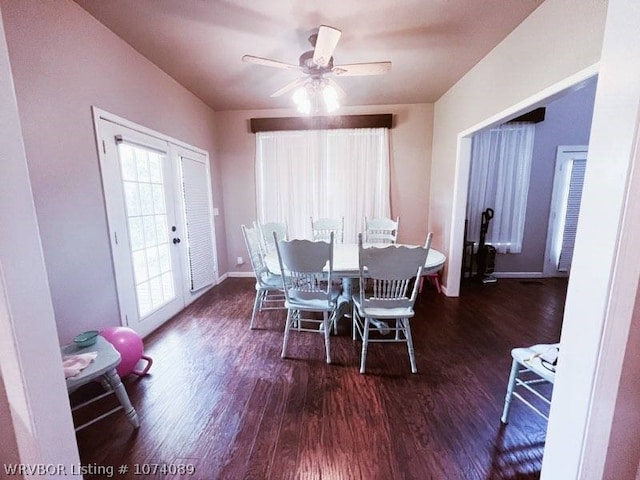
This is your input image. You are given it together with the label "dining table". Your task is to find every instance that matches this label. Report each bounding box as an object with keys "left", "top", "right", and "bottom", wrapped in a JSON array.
[{"left": 264, "top": 242, "right": 446, "bottom": 321}]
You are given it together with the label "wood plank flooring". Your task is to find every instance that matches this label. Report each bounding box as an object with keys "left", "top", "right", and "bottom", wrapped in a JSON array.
[{"left": 73, "top": 277, "right": 567, "bottom": 479}]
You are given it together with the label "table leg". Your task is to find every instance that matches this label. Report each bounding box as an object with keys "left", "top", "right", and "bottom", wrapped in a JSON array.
[
  {"left": 342, "top": 277, "right": 353, "bottom": 300},
  {"left": 104, "top": 368, "right": 140, "bottom": 429}
]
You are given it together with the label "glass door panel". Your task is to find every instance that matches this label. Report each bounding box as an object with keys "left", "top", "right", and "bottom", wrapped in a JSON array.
[{"left": 117, "top": 142, "right": 176, "bottom": 318}]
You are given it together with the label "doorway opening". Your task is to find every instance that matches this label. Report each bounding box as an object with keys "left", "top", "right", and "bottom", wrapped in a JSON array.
[{"left": 452, "top": 71, "right": 598, "bottom": 294}]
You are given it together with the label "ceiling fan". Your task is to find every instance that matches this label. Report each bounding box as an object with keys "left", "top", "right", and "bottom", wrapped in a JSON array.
[{"left": 242, "top": 25, "right": 391, "bottom": 113}]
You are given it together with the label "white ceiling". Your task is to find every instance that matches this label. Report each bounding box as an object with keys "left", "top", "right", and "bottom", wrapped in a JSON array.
[{"left": 73, "top": 0, "right": 544, "bottom": 111}]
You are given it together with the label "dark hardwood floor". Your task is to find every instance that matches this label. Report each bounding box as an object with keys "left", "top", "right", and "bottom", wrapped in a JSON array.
[{"left": 72, "top": 276, "right": 567, "bottom": 480}]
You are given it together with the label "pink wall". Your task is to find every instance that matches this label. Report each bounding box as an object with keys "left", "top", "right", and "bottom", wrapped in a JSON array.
[
  {"left": 0, "top": 0, "right": 226, "bottom": 343},
  {"left": 216, "top": 104, "right": 433, "bottom": 274}
]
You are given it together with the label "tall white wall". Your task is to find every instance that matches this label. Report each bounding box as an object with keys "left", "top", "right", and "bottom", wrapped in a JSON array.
[
  {"left": 543, "top": 0, "right": 640, "bottom": 476},
  {"left": 0, "top": 5, "right": 80, "bottom": 472},
  {"left": 431, "top": 0, "right": 640, "bottom": 477},
  {"left": 430, "top": 0, "right": 607, "bottom": 295}
]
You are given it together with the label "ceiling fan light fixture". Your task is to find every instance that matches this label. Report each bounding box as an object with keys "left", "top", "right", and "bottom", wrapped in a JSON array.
[
  {"left": 292, "top": 79, "right": 339, "bottom": 115},
  {"left": 322, "top": 83, "right": 339, "bottom": 113},
  {"left": 293, "top": 86, "right": 311, "bottom": 114}
]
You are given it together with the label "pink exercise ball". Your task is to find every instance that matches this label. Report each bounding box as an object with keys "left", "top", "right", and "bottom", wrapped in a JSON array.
[{"left": 100, "top": 326, "right": 144, "bottom": 377}]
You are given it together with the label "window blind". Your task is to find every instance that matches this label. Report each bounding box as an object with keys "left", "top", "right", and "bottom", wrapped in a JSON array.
[
  {"left": 557, "top": 159, "right": 587, "bottom": 271},
  {"left": 180, "top": 155, "right": 216, "bottom": 291}
]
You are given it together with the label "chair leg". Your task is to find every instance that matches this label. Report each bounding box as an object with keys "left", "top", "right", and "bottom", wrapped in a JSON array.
[
  {"left": 403, "top": 318, "right": 417, "bottom": 374},
  {"left": 352, "top": 305, "right": 357, "bottom": 341},
  {"left": 281, "top": 310, "right": 293, "bottom": 359},
  {"left": 430, "top": 273, "right": 442, "bottom": 294},
  {"left": 501, "top": 358, "right": 520, "bottom": 424},
  {"left": 249, "top": 290, "right": 262, "bottom": 330},
  {"left": 323, "top": 312, "right": 332, "bottom": 364},
  {"left": 360, "top": 318, "right": 371, "bottom": 374}
]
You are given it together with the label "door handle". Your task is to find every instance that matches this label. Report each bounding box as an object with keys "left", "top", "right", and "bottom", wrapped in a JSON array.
[{"left": 173, "top": 238, "right": 181, "bottom": 244}]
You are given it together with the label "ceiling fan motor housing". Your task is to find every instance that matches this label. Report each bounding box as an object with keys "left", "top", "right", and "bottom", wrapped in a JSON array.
[{"left": 299, "top": 50, "right": 333, "bottom": 76}]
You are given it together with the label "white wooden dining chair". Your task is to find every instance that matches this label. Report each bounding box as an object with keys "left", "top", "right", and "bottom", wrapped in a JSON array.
[
  {"left": 241, "top": 224, "right": 286, "bottom": 329},
  {"left": 274, "top": 232, "right": 340, "bottom": 364},
  {"left": 258, "top": 220, "right": 288, "bottom": 255},
  {"left": 311, "top": 216, "right": 344, "bottom": 243},
  {"left": 364, "top": 216, "right": 399, "bottom": 244},
  {"left": 352, "top": 233, "right": 428, "bottom": 374},
  {"left": 501, "top": 343, "right": 558, "bottom": 424},
  {"left": 417, "top": 232, "right": 440, "bottom": 293}
]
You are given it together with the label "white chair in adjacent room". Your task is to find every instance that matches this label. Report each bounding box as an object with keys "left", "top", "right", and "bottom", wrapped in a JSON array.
[
  {"left": 352, "top": 233, "right": 428, "bottom": 374},
  {"left": 311, "top": 216, "right": 344, "bottom": 243},
  {"left": 241, "top": 224, "right": 286, "bottom": 329},
  {"left": 274, "top": 232, "right": 340, "bottom": 364},
  {"left": 364, "top": 216, "right": 400, "bottom": 244},
  {"left": 258, "top": 220, "right": 288, "bottom": 255},
  {"left": 500, "top": 343, "right": 559, "bottom": 424}
]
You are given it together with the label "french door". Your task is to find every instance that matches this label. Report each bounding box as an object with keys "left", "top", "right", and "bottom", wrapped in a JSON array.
[{"left": 96, "top": 112, "right": 217, "bottom": 336}]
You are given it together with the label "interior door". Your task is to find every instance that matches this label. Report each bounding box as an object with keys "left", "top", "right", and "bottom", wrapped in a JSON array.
[
  {"left": 543, "top": 145, "right": 588, "bottom": 277},
  {"left": 98, "top": 121, "right": 186, "bottom": 335}
]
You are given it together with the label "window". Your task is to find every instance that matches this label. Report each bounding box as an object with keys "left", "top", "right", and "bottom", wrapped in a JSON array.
[
  {"left": 256, "top": 128, "right": 390, "bottom": 242},
  {"left": 466, "top": 122, "right": 536, "bottom": 254},
  {"left": 117, "top": 141, "right": 175, "bottom": 318}
]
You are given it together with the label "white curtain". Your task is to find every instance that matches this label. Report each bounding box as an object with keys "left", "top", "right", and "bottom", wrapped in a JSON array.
[
  {"left": 256, "top": 128, "right": 390, "bottom": 243},
  {"left": 466, "top": 122, "right": 535, "bottom": 254}
]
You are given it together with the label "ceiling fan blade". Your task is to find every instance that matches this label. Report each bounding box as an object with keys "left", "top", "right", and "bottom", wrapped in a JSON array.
[
  {"left": 325, "top": 78, "right": 346, "bottom": 99},
  {"left": 270, "top": 78, "right": 308, "bottom": 97},
  {"left": 242, "top": 55, "right": 301, "bottom": 71},
  {"left": 332, "top": 61, "right": 392, "bottom": 76},
  {"left": 312, "top": 25, "right": 342, "bottom": 67}
]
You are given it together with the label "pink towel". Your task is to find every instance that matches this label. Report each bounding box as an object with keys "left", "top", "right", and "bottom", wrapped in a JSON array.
[{"left": 63, "top": 352, "right": 98, "bottom": 378}]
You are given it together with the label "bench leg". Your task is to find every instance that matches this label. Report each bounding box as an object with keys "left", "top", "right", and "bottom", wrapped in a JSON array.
[{"left": 104, "top": 368, "right": 140, "bottom": 429}]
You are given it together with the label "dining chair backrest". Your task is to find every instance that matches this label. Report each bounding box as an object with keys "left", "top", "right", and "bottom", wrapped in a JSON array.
[
  {"left": 259, "top": 221, "right": 288, "bottom": 255},
  {"left": 311, "top": 217, "right": 344, "bottom": 243},
  {"left": 357, "top": 233, "right": 427, "bottom": 310},
  {"left": 424, "top": 231, "right": 434, "bottom": 252},
  {"left": 364, "top": 216, "right": 399, "bottom": 244},
  {"left": 241, "top": 224, "right": 271, "bottom": 286},
  {"left": 275, "top": 233, "right": 334, "bottom": 303}
]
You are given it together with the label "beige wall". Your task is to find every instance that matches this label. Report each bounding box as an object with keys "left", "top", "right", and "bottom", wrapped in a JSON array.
[
  {"left": 0, "top": 0, "right": 226, "bottom": 343},
  {"left": 430, "top": 0, "right": 607, "bottom": 293},
  {"left": 217, "top": 104, "right": 433, "bottom": 274}
]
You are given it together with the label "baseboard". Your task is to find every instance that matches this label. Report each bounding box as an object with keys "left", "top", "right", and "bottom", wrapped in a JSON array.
[
  {"left": 227, "top": 271, "right": 255, "bottom": 278},
  {"left": 492, "top": 272, "right": 543, "bottom": 279},
  {"left": 217, "top": 272, "right": 229, "bottom": 282}
]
